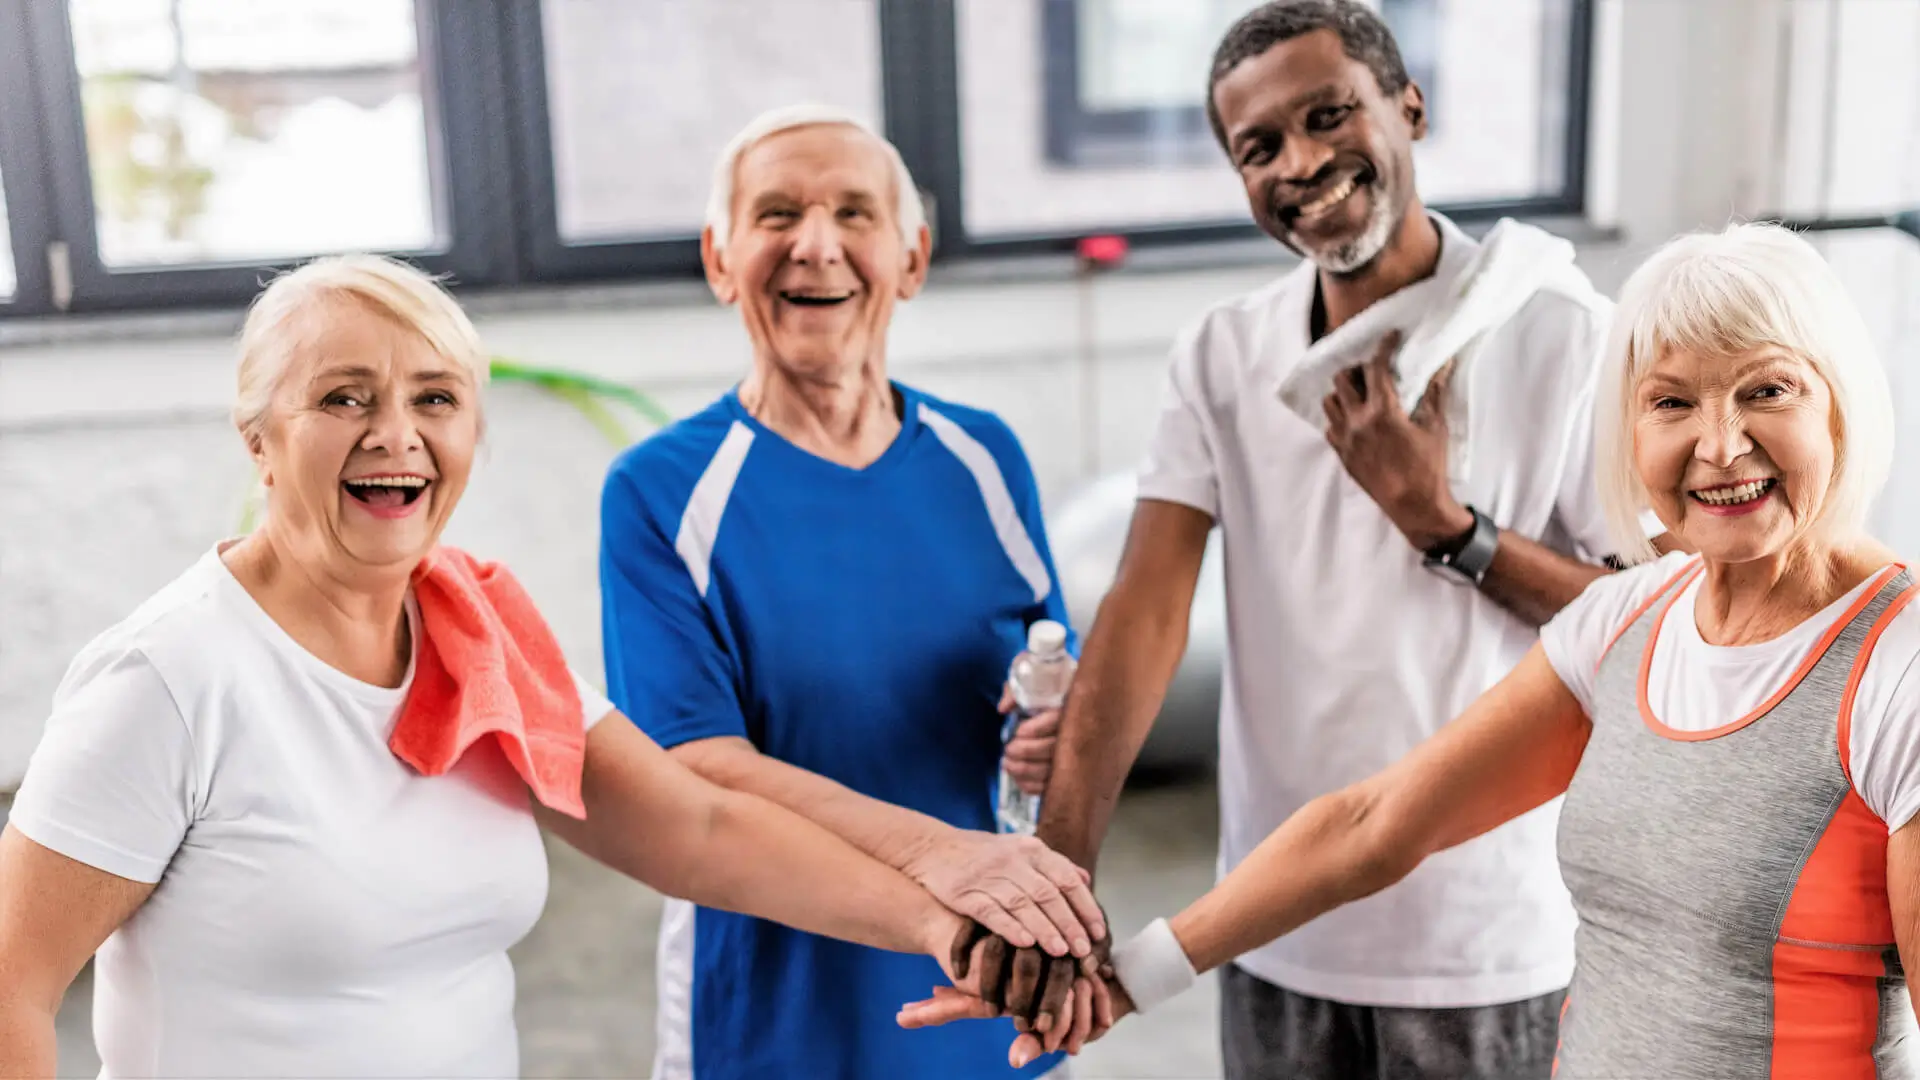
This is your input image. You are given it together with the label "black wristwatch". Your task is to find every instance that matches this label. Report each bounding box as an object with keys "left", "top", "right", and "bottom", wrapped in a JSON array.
[{"left": 1422, "top": 505, "right": 1499, "bottom": 587}]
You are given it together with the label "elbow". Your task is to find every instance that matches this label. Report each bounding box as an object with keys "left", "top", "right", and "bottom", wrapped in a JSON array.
[
  {"left": 1325, "top": 786, "right": 1426, "bottom": 902},
  {"left": 665, "top": 789, "right": 743, "bottom": 908}
]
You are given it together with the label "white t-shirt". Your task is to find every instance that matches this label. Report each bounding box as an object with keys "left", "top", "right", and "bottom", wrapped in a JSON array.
[
  {"left": 8, "top": 546, "right": 612, "bottom": 1079},
  {"left": 1542, "top": 551, "right": 1920, "bottom": 831},
  {"left": 1140, "top": 212, "right": 1630, "bottom": 1008}
]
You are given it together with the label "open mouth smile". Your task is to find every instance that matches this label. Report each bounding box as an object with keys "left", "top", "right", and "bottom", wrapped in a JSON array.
[
  {"left": 1689, "top": 478, "right": 1776, "bottom": 512},
  {"left": 778, "top": 290, "right": 855, "bottom": 308},
  {"left": 1281, "top": 167, "right": 1375, "bottom": 226},
  {"left": 342, "top": 474, "right": 431, "bottom": 516}
]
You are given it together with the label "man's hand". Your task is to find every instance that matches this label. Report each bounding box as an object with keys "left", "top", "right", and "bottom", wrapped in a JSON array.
[
  {"left": 999, "top": 684, "right": 1059, "bottom": 797},
  {"left": 900, "top": 930, "right": 1132, "bottom": 1067},
  {"left": 1323, "top": 331, "right": 1472, "bottom": 552},
  {"left": 898, "top": 829, "right": 1108, "bottom": 959}
]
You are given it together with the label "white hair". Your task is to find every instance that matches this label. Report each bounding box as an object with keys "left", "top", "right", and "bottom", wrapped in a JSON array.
[
  {"left": 1594, "top": 221, "right": 1894, "bottom": 564},
  {"left": 703, "top": 102, "right": 926, "bottom": 254},
  {"left": 233, "top": 253, "right": 488, "bottom": 442}
]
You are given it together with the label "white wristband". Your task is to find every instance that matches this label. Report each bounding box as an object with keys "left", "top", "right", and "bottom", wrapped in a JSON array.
[{"left": 1110, "top": 917, "right": 1198, "bottom": 1014}]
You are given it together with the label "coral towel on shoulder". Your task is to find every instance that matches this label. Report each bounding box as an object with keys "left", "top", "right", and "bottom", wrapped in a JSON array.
[{"left": 391, "top": 546, "right": 588, "bottom": 818}]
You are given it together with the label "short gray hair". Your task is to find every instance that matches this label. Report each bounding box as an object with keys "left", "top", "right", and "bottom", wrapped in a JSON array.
[
  {"left": 703, "top": 102, "right": 926, "bottom": 254},
  {"left": 233, "top": 253, "right": 488, "bottom": 442},
  {"left": 1594, "top": 222, "right": 1894, "bottom": 564}
]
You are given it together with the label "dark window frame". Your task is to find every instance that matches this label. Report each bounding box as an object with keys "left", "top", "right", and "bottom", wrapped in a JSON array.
[
  {"left": 0, "top": 0, "right": 1592, "bottom": 317},
  {"left": 0, "top": 0, "right": 57, "bottom": 315},
  {"left": 980, "top": 0, "right": 1589, "bottom": 254},
  {"left": 15, "top": 0, "right": 519, "bottom": 314}
]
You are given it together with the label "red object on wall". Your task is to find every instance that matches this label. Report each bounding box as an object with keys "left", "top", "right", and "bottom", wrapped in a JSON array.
[{"left": 1076, "top": 234, "right": 1129, "bottom": 268}]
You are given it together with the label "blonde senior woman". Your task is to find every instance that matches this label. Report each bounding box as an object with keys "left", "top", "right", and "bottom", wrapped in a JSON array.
[
  {"left": 0, "top": 254, "right": 1034, "bottom": 1078},
  {"left": 910, "top": 222, "right": 1920, "bottom": 1078}
]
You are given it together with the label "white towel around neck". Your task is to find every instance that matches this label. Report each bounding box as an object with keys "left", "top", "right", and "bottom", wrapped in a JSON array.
[{"left": 1276, "top": 217, "right": 1588, "bottom": 487}]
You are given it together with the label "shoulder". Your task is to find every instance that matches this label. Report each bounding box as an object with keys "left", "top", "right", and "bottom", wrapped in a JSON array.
[
  {"left": 1502, "top": 260, "right": 1613, "bottom": 369},
  {"left": 1177, "top": 267, "right": 1307, "bottom": 362},
  {"left": 603, "top": 397, "right": 746, "bottom": 526},
  {"left": 54, "top": 553, "right": 233, "bottom": 719},
  {"left": 1855, "top": 581, "right": 1920, "bottom": 683},
  {"left": 1544, "top": 552, "right": 1696, "bottom": 662},
  {"left": 1580, "top": 551, "right": 1697, "bottom": 622},
  {"left": 909, "top": 386, "right": 1023, "bottom": 458}
]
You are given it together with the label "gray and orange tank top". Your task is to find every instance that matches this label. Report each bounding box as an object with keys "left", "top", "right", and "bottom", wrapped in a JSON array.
[{"left": 1554, "top": 559, "right": 1920, "bottom": 1079}]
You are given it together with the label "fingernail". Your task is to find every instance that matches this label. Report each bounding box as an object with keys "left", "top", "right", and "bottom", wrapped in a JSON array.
[
  {"left": 1073, "top": 937, "right": 1091, "bottom": 956},
  {"left": 1013, "top": 1048, "right": 1034, "bottom": 1068}
]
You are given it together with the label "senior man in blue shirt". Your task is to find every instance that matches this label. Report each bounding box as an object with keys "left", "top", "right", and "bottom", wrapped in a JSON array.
[{"left": 598, "top": 103, "right": 1105, "bottom": 1080}]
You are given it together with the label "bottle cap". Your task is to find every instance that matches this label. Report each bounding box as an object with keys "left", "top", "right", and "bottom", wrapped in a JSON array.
[{"left": 1028, "top": 620, "right": 1067, "bottom": 655}]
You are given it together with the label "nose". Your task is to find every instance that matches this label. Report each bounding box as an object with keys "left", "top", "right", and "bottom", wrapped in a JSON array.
[
  {"left": 360, "top": 395, "right": 423, "bottom": 456},
  {"left": 1278, "top": 134, "right": 1336, "bottom": 188},
  {"left": 1693, "top": 409, "right": 1754, "bottom": 469},
  {"left": 789, "top": 206, "right": 845, "bottom": 266}
]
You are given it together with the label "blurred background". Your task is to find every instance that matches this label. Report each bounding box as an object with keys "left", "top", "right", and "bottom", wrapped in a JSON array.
[{"left": 0, "top": 1, "right": 1917, "bottom": 1076}]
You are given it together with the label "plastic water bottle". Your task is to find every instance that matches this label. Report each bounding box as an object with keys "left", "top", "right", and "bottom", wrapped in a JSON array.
[{"left": 997, "top": 619, "right": 1076, "bottom": 835}]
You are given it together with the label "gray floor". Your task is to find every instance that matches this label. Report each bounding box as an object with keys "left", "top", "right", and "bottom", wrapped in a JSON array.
[{"left": 54, "top": 773, "right": 1225, "bottom": 1079}]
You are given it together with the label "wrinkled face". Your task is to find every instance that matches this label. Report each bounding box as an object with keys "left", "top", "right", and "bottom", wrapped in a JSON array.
[
  {"left": 1211, "top": 30, "right": 1424, "bottom": 275},
  {"left": 250, "top": 297, "right": 479, "bottom": 575},
  {"left": 702, "top": 123, "right": 930, "bottom": 379},
  {"left": 1634, "top": 346, "right": 1838, "bottom": 564}
]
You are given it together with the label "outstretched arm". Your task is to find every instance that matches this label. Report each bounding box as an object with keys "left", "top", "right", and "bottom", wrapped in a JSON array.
[
  {"left": 670, "top": 734, "right": 1105, "bottom": 960},
  {"left": 1162, "top": 646, "right": 1587, "bottom": 974},
  {"left": 902, "top": 645, "right": 1589, "bottom": 1058},
  {"left": 540, "top": 714, "right": 970, "bottom": 967}
]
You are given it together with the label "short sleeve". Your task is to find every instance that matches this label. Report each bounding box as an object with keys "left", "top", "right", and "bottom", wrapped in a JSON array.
[
  {"left": 598, "top": 466, "right": 749, "bottom": 750},
  {"left": 1136, "top": 327, "right": 1221, "bottom": 520},
  {"left": 1843, "top": 604, "right": 1920, "bottom": 831},
  {"left": 573, "top": 669, "right": 615, "bottom": 732},
  {"left": 1539, "top": 553, "right": 1694, "bottom": 715},
  {"left": 8, "top": 650, "right": 195, "bottom": 884}
]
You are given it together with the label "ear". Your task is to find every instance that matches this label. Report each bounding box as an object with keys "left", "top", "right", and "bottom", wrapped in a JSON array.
[
  {"left": 243, "top": 426, "right": 274, "bottom": 487},
  {"left": 896, "top": 223, "right": 933, "bottom": 301},
  {"left": 1402, "top": 82, "right": 1429, "bottom": 141},
  {"left": 700, "top": 226, "right": 738, "bottom": 306}
]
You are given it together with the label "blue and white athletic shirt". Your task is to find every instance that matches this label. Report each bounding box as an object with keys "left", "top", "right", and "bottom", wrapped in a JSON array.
[{"left": 599, "top": 382, "right": 1072, "bottom": 1080}]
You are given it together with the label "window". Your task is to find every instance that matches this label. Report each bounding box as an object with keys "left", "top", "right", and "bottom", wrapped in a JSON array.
[
  {"left": 956, "top": 0, "right": 1583, "bottom": 239},
  {"left": 66, "top": 0, "right": 443, "bottom": 268},
  {"left": 538, "top": 0, "right": 883, "bottom": 246},
  {"left": 0, "top": 0, "right": 1592, "bottom": 315},
  {"left": 1770, "top": 0, "right": 1920, "bottom": 219}
]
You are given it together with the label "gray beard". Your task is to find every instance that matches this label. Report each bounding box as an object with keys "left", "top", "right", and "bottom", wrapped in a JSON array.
[{"left": 1295, "top": 189, "right": 1400, "bottom": 275}]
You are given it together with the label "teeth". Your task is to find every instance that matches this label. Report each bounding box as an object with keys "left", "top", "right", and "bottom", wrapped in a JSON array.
[
  {"left": 1694, "top": 479, "right": 1770, "bottom": 505},
  {"left": 1300, "top": 176, "right": 1357, "bottom": 218},
  {"left": 345, "top": 476, "right": 428, "bottom": 488}
]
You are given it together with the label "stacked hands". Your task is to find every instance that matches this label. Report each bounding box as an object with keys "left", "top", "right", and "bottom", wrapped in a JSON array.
[{"left": 891, "top": 693, "right": 1134, "bottom": 1068}]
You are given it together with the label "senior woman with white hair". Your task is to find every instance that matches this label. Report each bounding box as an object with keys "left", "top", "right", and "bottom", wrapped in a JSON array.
[
  {"left": 907, "top": 221, "right": 1920, "bottom": 1077},
  {"left": 596, "top": 102, "right": 1108, "bottom": 1080},
  {"left": 0, "top": 253, "right": 1067, "bottom": 1078}
]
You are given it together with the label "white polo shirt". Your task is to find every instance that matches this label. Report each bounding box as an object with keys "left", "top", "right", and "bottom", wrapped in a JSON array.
[{"left": 1140, "top": 213, "right": 1620, "bottom": 1008}]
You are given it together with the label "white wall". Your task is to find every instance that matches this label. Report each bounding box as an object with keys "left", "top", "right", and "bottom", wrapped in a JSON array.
[{"left": 5, "top": 0, "right": 1920, "bottom": 786}]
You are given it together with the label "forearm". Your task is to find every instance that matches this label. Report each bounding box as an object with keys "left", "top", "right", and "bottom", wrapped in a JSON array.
[
  {"left": 1167, "top": 786, "right": 1413, "bottom": 975},
  {"left": 1475, "top": 529, "right": 1611, "bottom": 627},
  {"left": 676, "top": 738, "right": 952, "bottom": 873},
  {"left": 682, "top": 787, "right": 952, "bottom": 957},
  {"left": 0, "top": 1000, "right": 59, "bottom": 1078},
  {"left": 1036, "top": 596, "right": 1189, "bottom": 870}
]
